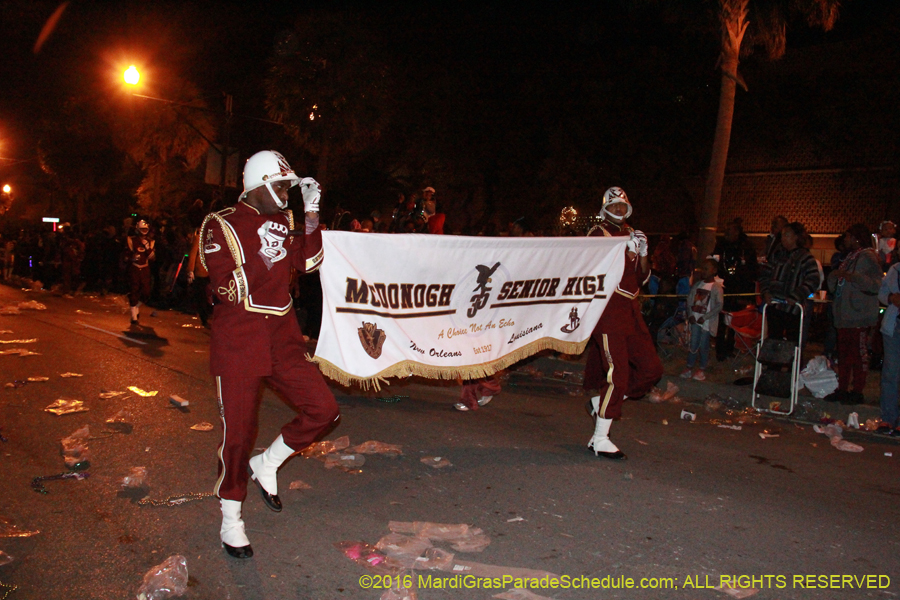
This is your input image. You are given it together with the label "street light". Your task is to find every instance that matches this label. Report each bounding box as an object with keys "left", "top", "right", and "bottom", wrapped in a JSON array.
[
  {"left": 123, "top": 65, "right": 140, "bottom": 86},
  {"left": 2, "top": 185, "right": 10, "bottom": 194}
]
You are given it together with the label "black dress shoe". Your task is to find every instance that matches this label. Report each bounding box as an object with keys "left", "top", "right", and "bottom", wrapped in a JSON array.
[
  {"left": 248, "top": 466, "right": 282, "bottom": 512},
  {"left": 591, "top": 448, "right": 627, "bottom": 460},
  {"left": 223, "top": 542, "right": 253, "bottom": 559}
]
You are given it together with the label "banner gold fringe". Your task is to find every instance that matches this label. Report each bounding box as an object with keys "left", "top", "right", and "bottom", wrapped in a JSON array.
[{"left": 309, "top": 336, "right": 589, "bottom": 391}]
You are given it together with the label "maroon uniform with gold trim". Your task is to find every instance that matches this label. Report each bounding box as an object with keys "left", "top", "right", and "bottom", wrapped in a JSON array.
[
  {"left": 200, "top": 201, "right": 338, "bottom": 501},
  {"left": 582, "top": 220, "right": 663, "bottom": 419},
  {"left": 126, "top": 234, "right": 155, "bottom": 307}
]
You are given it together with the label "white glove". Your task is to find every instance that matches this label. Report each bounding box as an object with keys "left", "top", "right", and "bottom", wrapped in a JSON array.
[
  {"left": 626, "top": 230, "right": 648, "bottom": 257},
  {"left": 300, "top": 177, "right": 321, "bottom": 213}
]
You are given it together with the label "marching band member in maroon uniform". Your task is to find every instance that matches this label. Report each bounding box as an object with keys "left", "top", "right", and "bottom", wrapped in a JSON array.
[
  {"left": 125, "top": 219, "right": 155, "bottom": 324},
  {"left": 200, "top": 150, "right": 339, "bottom": 559},
  {"left": 583, "top": 187, "right": 663, "bottom": 460}
]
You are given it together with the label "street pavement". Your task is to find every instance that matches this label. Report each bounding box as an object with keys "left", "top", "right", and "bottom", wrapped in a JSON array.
[{"left": 0, "top": 284, "right": 897, "bottom": 600}]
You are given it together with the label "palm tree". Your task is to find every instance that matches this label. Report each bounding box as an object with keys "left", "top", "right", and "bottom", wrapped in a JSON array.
[{"left": 697, "top": 0, "right": 841, "bottom": 257}]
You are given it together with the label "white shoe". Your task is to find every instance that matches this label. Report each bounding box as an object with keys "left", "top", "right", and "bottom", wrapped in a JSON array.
[
  {"left": 477, "top": 395, "right": 493, "bottom": 406},
  {"left": 679, "top": 368, "right": 693, "bottom": 379},
  {"left": 248, "top": 435, "right": 295, "bottom": 512},
  {"left": 453, "top": 402, "right": 470, "bottom": 411},
  {"left": 220, "top": 499, "right": 253, "bottom": 559},
  {"left": 587, "top": 417, "right": 626, "bottom": 460}
]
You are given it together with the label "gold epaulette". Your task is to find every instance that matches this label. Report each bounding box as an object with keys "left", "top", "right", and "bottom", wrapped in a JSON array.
[{"left": 198, "top": 207, "right": 241, "bottom": 273}]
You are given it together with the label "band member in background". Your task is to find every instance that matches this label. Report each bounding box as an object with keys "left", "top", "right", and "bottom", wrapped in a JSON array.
[
  {"left": 125, "top": 219, "right": 155, "bottom": 324},
  {"left": 422, "top": 186, "right": 446, "bottom": 235}
]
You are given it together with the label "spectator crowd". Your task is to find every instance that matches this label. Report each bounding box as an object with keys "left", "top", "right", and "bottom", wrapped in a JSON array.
[
  {"left": 649, "top": 215, "right": 898, "bottom": 437},
  {"left": 0, "top": 191, "right": 897, "bottom": 435}
]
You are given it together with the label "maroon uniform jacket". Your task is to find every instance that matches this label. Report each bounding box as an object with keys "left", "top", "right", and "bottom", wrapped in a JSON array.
[
  {"left": 583, "top": 219, "right": 659, "bottom": 395},
  {"left": 199, "top": 201, "right": 323, "bottom": 376},
  {"left": 126, "top": 235, "right": 155, "bottom": 268},
  {"left": 588, "top": 221, "right": 650, "bottom": 300}
]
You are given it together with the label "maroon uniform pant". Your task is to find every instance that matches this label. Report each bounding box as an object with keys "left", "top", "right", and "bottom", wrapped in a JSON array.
[
  {"left": 837, "top": 327, "right": 870, "bottom": 393},
  {"left": 214, "top": 352, "right": 339, "bottom": 502},
  {"left": 583, "top": 293, "right": 663, "bottom": 419},
  {"left": 459, "top": 377, "right": 502, "bottom": 410},
  {"left": 128, "top": 266, "right": 152, "bottom": 307}
]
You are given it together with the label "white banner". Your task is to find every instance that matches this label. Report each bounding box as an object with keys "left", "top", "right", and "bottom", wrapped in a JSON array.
[{"left": 311, "top": 232, "right": 627, "bottom": 388}]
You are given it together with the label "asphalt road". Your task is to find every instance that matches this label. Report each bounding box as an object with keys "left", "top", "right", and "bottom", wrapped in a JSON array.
[{"left": 0, "top": 284, "right": 897, "bottom": 600}]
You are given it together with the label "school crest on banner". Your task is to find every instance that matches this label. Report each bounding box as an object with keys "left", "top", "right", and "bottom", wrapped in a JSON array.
[{"left": 358, "top": 322, "right": 387, "bottom": 359}]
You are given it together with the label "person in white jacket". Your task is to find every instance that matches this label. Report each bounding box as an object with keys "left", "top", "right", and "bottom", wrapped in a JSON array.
[
  {"left": 680, "top": 258, "right": 724, "bottom": 381},
  {"left": 877, "top": 248, "right": 900, "bottom": 436}
]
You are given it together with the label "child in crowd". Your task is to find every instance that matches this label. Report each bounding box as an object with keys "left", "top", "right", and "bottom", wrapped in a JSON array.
[{"left": 681, "top": 258, "right": 724, "bottom": 381}]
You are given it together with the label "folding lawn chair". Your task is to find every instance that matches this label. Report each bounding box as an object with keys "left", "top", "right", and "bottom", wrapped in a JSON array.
[
  {"left": 723, "top": 306, "right": 763, "bottom": 368},
  {"left": 751, "top": 302, "right": 804, "bottom": 416}
]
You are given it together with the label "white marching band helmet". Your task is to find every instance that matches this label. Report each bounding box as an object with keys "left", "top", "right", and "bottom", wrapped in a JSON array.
[
  {"left": 241, "top": 150, "right": 301, "bottom": 209},
  {"left": 600, "top": 186, "right": 632, "bottom": 222}
]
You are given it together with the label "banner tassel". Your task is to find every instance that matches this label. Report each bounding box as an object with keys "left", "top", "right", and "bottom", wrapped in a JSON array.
[{"left": 310, "top": 337, "right": 588, "bottom": 390}]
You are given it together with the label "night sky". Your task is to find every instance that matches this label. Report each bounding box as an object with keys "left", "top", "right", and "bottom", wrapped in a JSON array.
[{"left": 0, "top": 1, "right": 896, "bottom": 232}]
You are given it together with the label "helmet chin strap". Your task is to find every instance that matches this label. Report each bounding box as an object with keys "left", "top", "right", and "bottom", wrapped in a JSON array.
[
  {"left": 265, "top": 182, "right": 287, "bottom": 209},
  {"left": 603, "top": 209, "right": 625, "bottom": 224}
]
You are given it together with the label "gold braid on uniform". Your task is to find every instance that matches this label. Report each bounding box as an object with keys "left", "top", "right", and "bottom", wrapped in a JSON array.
[
  {"left": 198, "top": 210, "right": 243, "bottom": 273},
  {"left": 587, "top": 222, "right": 633, "bottom": 238},
  {"left": 284, "top": 209, "right": 295, "bottom": 233},
  {"left": 218, "top": 280, "right": 238, "bottom": 304}
]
